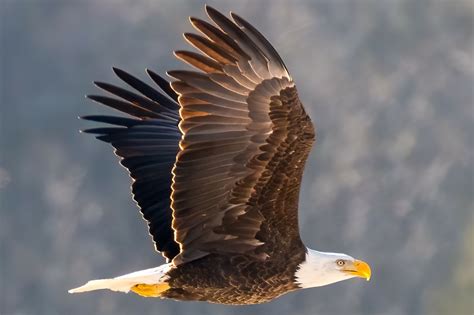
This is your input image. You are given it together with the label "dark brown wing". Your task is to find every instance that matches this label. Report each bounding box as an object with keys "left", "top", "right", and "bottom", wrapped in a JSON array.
[
  {"left": 169, "top": 6, "right": 315, "bottom": 265},
  {"left": 82, "top": 68, "right": 182, "bottom": 262}
]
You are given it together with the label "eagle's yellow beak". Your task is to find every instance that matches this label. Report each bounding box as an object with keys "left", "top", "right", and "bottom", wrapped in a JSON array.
[{"left": 343, "top": 259, "right": 371, "bottom": 281}]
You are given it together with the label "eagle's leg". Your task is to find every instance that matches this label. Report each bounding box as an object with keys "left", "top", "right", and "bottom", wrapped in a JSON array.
[{"left": 130, "top": 283, "right": 170, "bottom": 297}]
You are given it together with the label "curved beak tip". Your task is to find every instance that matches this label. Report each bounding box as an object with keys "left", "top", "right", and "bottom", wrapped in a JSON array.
[{"left": 354, "top": 259, "right": 372, "bottom": 282}]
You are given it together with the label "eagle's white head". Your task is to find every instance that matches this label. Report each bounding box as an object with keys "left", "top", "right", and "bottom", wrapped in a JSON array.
[{"left": 295, "top": 248, "right": 371, "bottom": 288}]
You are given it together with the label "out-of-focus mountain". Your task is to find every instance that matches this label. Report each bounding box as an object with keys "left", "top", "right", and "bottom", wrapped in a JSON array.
[
  {"left": 1, "top": 1, "right": 472, "bottom": 315},
  {"left": 423, "top": 211, "right": 474, "bottom": 315}
]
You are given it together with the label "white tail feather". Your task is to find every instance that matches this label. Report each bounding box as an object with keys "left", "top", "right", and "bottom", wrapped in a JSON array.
[{"left": 69, "top": 264, "right": 171, "bottom": 294}]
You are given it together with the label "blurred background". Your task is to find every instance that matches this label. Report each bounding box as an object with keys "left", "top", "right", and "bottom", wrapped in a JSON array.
[{"left": 1, "top": 0, "right": 473, "bottom": 314}]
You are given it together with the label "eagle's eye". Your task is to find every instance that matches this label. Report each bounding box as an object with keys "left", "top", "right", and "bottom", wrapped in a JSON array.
[{"left": 336, "top": 259, "right": 345, "bottom": 266}]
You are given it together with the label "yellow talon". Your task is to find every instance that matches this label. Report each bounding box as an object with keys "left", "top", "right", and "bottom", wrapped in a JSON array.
[{"left": 131, "top": 283, "right": 170, "bottom": 297}]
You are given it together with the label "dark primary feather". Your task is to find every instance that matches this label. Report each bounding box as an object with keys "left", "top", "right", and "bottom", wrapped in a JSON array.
[
  {"left": 168, "top": 5, "right": 315, "bottom": 265},
  {"left": 230, "top": 12, "right": 289, "bottom": 78},
  {"left": 146, "top": 69, "right": 180, "bottom": 104},
  {"left": 82, "top": 69, "right": 181, "bottom": 262},
  {"left": 112, "top": 67, "right": 179, "bottom": 115}
]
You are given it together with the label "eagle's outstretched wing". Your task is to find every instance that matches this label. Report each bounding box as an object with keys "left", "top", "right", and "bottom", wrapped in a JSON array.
[
  {"left": 82, "top": 6, "right": 315, "bottom": 266},
  {"left": 169, "top": 6, "right": 315, "bottom": 265},
  {"left": 82, "top": 68, "right": 181, "bottom": 262}
]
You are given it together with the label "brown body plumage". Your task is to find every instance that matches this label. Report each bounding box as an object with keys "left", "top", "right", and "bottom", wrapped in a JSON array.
[
  {"left": 164, "top": 250, "right": 305, "bottom": 304},
  {"left": 71, "top": 5, "right": 371, "bottom": 305}
]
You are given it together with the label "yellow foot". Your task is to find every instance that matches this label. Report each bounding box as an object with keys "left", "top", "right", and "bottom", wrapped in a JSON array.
[{"left": 130, "top": 283, "right": 170, "bottom": 297}]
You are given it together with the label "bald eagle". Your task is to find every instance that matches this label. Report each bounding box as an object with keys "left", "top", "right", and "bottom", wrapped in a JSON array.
[{"left": 69, "top": 5, "right": 371, "bottom": 304}]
